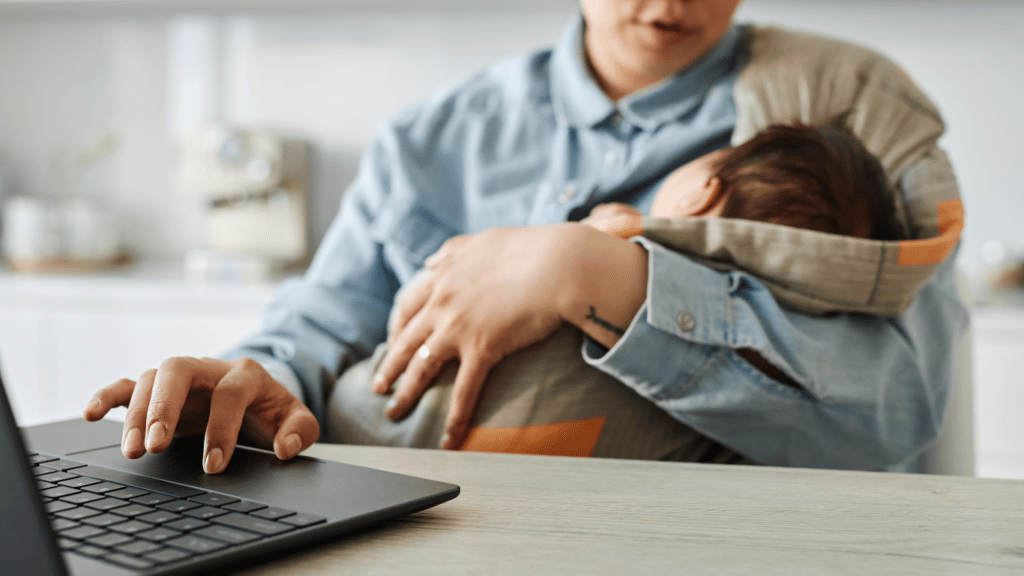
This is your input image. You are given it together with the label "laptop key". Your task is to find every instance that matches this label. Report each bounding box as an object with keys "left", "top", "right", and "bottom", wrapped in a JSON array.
[
  {"left": 86, "top": 532, "right": 135, "bottom": 548},
  {"left": 57, "top": 476, "right": 102, "bottom": 489},
  {"left": 189, "top": 493, "right": 240, "bottom": 507},
  {"left": 223, "top": 499, "right": 267, "bottom": 513},
  {"left": 29, "top": 454, "right": 58, "bottom": 464},
  {"left": 56, "top": 537, "right": 81, "bottom": 550},
  {"left": 165, "top": 534, "right": 227, "bottom": 555},
  {"left": 36, "top": 471, "right": 78, "bottom": 483},
  {"left": 138, "top": 510, "right": 183, "bottom": 525},
  {"left": 280, "top": 513, "right": 327, "bottom": 528},
  {"left": 51, "top": 517, "right": 80, "bottom": 531},
  {"left": 108, "top": 520, "right": 153, "bottom": 535},
  {"left": 212, "top": 512, "right": 295, "bottom": 536},
  {"left": 82, "top": 481, "right": 124, "bottom": 494},
  {"left": 83, "top": 496, "right": 131, "bottom": 508},
  {"left": 157, "top": 499, "right": 202, "bottom": 513},
  {"left": 251, "top": 506, "right": 296, "bottom": 520},
  {"left": 73, "top": 544, "right": 109, "bottom": 558},
  {"left": 183, "top": 505, "right": 229, "bottom": 520},
  {"left": 55, "top": 507, "right": 102, "bottom": 521},
  {"left": 136, "top": 527, "right": 183, "bottom": 542},
  {"left": 61, "top": 491, "right": 104, "bottom": 505},
  {"left": 164, "top": 517, "right": 210, "bottom": 532},
  {"left": 84, "top": 497, "right": 131, "bottom": 512},
  {"left": 62, "top": 525, "right": 107, "bottom": 540},
  {"left": 83, "top": 513, "right": 132, "bottom": 528},
  {"left": 111, "top": 503, "right": 156, "bottom": 518},
  {"left": 116, "top": 539, "right": 162, "bottom": 556},
  {"left": 106, "top": 552, "right": 154, "bottom": 570},
  {"left": 45, "top": 500, "right": 77, "bottom": 514},
  {"left": 132, "top": 492, "right": 176, "bottom": 506},
  {"left": 194, "top": 525, "right": 260, "bottom": 545},
  {"left": 107, "top": 487, "right": 149, "bottom": 500},
  {"left": 32, "top": 466, "right": 57, "bottom": 476},
  {"left": 40, "top": 486, "right": 80, "bottom": 499},
  {"left": 145, "top": 547, "right": 192, "bottom": 564},
  {"left": 38, "top": 459, "right": 87, "bottom": 472}
]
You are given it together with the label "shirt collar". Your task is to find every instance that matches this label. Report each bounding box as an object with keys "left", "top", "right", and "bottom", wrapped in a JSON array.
[{"left": 550, "top": 14, "right": 746, "bottom": 130}]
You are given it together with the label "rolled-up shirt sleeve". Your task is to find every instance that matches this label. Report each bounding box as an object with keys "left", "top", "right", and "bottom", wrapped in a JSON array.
[{"left": 583, "top": 236, "right": 969, "bottom": 471}]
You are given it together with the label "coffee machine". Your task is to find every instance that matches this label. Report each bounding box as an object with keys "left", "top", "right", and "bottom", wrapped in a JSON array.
[{"left": 182, "top": 126, "right": 311, "bottom": 281}]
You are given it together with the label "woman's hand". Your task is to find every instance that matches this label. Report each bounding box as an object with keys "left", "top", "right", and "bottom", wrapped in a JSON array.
[
  {"left": 372, "top": 223, "right": 648, "bottom": 450},
  {"left": 83, "top": 357, "right": 320, "bottom": 474}
]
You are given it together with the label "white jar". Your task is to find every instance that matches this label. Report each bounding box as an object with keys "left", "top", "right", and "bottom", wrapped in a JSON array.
[{"left": 2, "top": 196, "right": 59, "bottom": 260}]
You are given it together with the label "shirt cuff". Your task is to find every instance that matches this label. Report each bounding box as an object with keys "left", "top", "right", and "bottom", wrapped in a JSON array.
[
  {"left": 259, "top": 360, "right": 304, "bottom": 401},
  {"left": 581, "top": 238, "right": 739, "bottom": 401},
  {"left": 635, "top": 236, "right": 737, "bottom": 347}
]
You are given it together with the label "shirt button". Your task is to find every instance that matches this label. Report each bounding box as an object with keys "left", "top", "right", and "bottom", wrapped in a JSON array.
[
  {"left": 610, "top": 112, "right": 622, "bottom": 126},
  {"left": 558, "top": 185, "right": 577, "bottom": 204},
  {"left": 677, "top": 312, "right": 696, "bottom": 332},
  {"left": 604, "top": 151, "right": 617, "bottom": 167}
]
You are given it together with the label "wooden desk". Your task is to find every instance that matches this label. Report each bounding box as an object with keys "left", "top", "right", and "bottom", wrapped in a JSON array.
[{"left": 240, "top": 445, "right": 1024, "bottom": 575}]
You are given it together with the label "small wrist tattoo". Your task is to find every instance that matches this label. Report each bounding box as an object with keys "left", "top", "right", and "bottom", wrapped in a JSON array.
[{"left": 586, "top": 306, "right": 625, "bottom": 336}]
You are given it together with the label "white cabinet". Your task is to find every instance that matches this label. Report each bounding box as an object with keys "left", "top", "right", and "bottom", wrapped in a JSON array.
[
  {"left": 972, "top": 307, "right": 1024, "bottom": 479},
  {"left": 0, "top": 262, "right": 282, "bottom": 426}
]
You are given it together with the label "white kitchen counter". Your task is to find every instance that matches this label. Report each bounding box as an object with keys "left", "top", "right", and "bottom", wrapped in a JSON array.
[{"left": 0, "top": 258, "right": 290, "bottom": 426}]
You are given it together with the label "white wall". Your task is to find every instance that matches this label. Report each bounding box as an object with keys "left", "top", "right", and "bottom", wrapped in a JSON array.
[{"left": 0, "top": 0, "right": 1020, "bottom": 276}]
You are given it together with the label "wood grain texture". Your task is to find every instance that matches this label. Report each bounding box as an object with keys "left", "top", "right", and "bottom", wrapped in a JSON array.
[{"left": 238, "top": 445, "right": 1024, "bottom": 575}]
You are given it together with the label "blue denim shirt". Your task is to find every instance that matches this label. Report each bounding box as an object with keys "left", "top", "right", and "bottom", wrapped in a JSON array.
[{"left": 226, "top": 16, "right": 967, "bottom": 472}]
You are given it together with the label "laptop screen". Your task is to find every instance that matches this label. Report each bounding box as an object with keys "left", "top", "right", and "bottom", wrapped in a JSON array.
[{"left": 0, "top": 372, "right": 70, "bottom": 576}]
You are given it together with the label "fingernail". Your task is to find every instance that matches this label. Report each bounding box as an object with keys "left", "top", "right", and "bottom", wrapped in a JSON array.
[
  {"left": 285, "top": 434, "right": 302, "bottom": 458},
  {"left": 146, "top": 422, "right": 166, "bottom": 450},
  {"left": 205, "top": 447, "right": 224, "bottom": 474},
  {"left": 385, "top": 397, "right": 401, "bottom": 419},
  {"left": 439, "top": 432, "right": 451, "bottom": 449},
  {"left": 372, "top": 372, "right": 386, "bottom": 393},
  {"left": 123, "top": 428, "right": 141, "bottom": 454},
  {"left": 85, "top": 399, "right": 100, "bottom": 415}
]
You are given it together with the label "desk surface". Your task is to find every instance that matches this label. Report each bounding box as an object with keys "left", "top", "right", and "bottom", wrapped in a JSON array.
[{"left": 240, "top": 445, "right": 1024, "bottom": 575}]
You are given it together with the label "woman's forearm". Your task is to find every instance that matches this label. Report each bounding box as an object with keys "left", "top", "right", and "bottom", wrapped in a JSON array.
[{"left": 555, "top": 223, "right": 649, "bottom": 350}]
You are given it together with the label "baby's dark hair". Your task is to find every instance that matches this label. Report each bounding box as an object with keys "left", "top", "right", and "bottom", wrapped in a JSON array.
[{"left": 712, "top": 121, "right": 903, "bottom": 240}]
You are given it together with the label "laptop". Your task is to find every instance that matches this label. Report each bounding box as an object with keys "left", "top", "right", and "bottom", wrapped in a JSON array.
[{"left": 0, "top": 371, "right": 460, "bottom": 575}]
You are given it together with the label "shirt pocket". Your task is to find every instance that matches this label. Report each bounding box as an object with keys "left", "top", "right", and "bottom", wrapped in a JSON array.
[{"left": 369, "top": 197, "right": 458, "bottom": 282}]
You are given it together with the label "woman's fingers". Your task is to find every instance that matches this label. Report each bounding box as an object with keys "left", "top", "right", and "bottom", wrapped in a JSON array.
[
  {"left": 202, "top": 360, "right": 259, "bottom": 474},
  {"left": 384, "top": 336, "right": 454, "bottom": 421},
  {"left": 440, "top": 354, "right": 492, "bottom": 450},
  {"left": 374, "top": 312, "right": 435, "bottom": 395},
  {"left": 83, "top": 378, "right": 137, "bottom": 422},
  {"left": 272, "top": 403, "right": 321, "bottom": 461},
  {"left": 388, "top": 273, "right": 433, "bottom": 346},
  {"left": 121, "top": 369, "right": 157, "bottom": 459},
  {"left": 145, "top": 357, "right": 214, "bottom": 454}
]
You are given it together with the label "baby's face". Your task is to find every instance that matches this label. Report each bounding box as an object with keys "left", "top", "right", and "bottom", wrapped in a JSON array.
[{"left": 651, "top": 148, "right": 730, "bottom": 218}]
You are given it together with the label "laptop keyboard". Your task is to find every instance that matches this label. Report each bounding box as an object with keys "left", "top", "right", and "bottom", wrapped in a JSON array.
[{"left": 29, "top": 451, "right": 326, "bottom": 571}]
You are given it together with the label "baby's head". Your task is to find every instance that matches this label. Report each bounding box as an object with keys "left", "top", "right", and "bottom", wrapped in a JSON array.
[{"left": 652, "top": 121, "right": 902, "bottom": 240}]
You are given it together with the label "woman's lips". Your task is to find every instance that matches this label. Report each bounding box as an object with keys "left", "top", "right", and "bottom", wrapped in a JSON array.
[{"left": 636, "top": 20, "right": 701, "bottom": 45}]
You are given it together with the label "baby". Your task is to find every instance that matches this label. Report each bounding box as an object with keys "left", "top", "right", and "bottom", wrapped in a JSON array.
[
  {"left": 327, "top": 121, "right": 904, "bottom": 459},
  {"left": 582, "top": 121, "right": 902, "bottom": 242}
]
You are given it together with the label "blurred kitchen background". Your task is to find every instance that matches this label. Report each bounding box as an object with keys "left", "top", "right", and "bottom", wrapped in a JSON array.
[{"left": 0, "top": 0, "right": 1021, "bottom": 477}]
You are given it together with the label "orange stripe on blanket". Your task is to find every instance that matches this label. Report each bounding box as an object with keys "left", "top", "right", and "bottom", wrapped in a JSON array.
[
  {"left": 459, "top": 417, "right": 606, "bottom": 457},
  {"left": 897, "top": 200, "right": 964, "bottom": 267}
]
